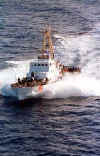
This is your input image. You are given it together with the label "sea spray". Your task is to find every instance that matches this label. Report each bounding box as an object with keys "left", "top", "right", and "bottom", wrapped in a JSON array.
[{"left": 43, "top": 73, "right": 100, "bottom": 99}]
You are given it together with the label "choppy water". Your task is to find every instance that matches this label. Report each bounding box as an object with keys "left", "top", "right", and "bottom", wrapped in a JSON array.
[{"left": 0, "top": 0, "right": 100, "bottom": 155}]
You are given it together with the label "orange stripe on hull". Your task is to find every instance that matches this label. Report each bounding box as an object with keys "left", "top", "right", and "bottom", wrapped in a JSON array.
[{"left": 38, "top": 85, "right": 43, "bottom": 92}]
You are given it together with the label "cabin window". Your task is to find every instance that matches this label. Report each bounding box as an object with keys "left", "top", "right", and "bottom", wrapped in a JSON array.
[
  {"left": 34, "top": 64, "right": 37, "bottom": 66},
  {"left": 38, "top": 64, "right": 40, "bottom": 66}
]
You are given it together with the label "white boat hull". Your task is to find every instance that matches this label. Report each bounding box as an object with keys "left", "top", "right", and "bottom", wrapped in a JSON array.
[{"left": 12, "top": 86, "right": 44, "bottom": 100}]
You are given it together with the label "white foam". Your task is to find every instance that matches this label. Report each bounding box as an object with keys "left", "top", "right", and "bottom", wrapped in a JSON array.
[{"left": 42, "top": 73, "right": 100, "bottom": 98}]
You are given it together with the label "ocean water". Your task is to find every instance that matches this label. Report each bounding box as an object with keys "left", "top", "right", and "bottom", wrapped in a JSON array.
[{"left": 0, "top": 0, "right": 100, "bottom": 155}]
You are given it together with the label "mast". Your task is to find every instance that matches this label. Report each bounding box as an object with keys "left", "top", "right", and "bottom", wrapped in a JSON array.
[{"left": 42, "top": 26, "right": 54, "bottom": 59}]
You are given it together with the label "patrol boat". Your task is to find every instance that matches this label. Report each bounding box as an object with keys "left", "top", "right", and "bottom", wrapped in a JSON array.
[{"left": 11, "top": 26, "right": 80, "bottom": 100}]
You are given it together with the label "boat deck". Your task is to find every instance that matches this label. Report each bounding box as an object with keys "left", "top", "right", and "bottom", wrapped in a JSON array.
[{"left": 11, "top": 77, "right": 48, "bottom": 88}]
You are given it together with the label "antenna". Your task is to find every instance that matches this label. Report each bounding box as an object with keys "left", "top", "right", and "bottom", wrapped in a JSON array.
[{"left": 42, "top": 25, "right": 54, "bottom": 59}]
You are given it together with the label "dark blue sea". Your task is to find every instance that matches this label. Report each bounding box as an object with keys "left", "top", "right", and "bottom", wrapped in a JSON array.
[{"left": 0, "top": 0, "right": 100, "bottom": 155}]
